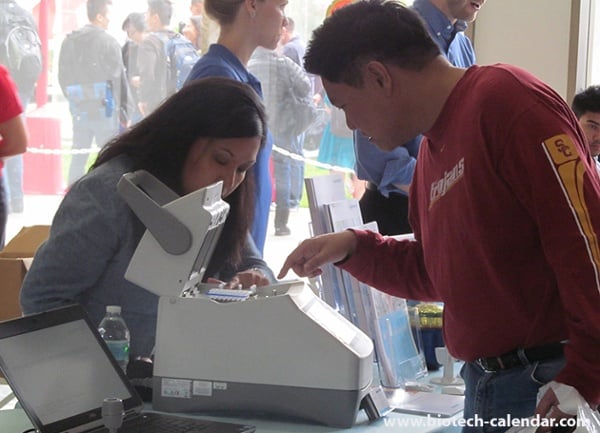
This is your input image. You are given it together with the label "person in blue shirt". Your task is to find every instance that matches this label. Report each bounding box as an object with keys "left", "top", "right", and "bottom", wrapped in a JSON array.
[
  {"left": 185, "top": 0, "right": 289, "bottom": 255},
  {"left": 356, "top": 0, "right": 486, "bottom": 236}
]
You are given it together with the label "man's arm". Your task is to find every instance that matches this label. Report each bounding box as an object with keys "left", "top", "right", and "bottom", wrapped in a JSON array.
[
  {"left": 278, "top": 229, "right": 438, "bottom": 301},
  {"left": 285, "top": 57, "right": 311, "bottom": 98},
  {"left": 102, "top": 35, "right": 134, "bottom": 122},
  {"left": 0, "top": 67, "right": 26, "bottom": 158},
  {"left": 57, "top": 37, "right": 74, "bottom": 97},
  {"left": 136, "top": 36, "right": 161, "bottom": 116},
  {"left": 0, "top": 115, "right": 27, "bottom": 158},
  {"left": 500, "top": 101, "right": 600, "bottom": 406},
  {"left": 278, "top": 230, "right": 358, "bottom": 279}
]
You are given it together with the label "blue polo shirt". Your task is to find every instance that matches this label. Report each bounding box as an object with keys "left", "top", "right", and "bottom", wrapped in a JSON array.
[
  {"left": 186, "top": 44, "right": 273, "bottom": 254},
  {"left": 412, "top": 0, "right": 475, "bottom": 68}
]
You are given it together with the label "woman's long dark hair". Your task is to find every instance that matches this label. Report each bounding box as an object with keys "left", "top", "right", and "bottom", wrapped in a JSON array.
[{"left": 91, "top": 77, "right": 267, "bottom": 275}]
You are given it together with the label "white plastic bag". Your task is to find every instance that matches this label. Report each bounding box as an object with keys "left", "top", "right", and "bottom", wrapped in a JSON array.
[
  {"left": 506, "top": 381, "right": 599, "bottom": 433},
  {"left": 577, "top": 400, "right": 600, "bottom": 433}
]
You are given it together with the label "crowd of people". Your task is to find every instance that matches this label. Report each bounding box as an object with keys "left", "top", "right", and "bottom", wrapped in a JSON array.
[
  {"left": 2, "top": 1, "right": 599, "bottom": 432},
  {"left": 55, "top": 0, "right": 319, "bottom": 242},
  {"left": 17, "top": 0, "right": 292, "bottom": 354}
]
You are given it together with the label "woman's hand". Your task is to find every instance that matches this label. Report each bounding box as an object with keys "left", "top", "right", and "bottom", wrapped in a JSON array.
[
  {"left": 277, "top": 231, "right": 358, "bottom": 279},
  {"left": 207, "top": 268, "right": 270, "bottom": 289}
]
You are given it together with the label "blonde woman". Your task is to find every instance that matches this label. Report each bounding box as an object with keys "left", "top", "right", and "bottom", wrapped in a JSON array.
[{"left": 186, "top": 0, "right": 289, "bottom": 255}]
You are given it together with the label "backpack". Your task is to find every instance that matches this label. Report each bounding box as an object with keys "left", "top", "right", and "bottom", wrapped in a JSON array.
[
  {"left": 58, "top": 28, "right": 115, "bottom": 119},
  {"left": 0, "top": 1, "right": 42, "bottom": 94},
  {"left": 156, "top": 32, "right": 200, "bottom": 93},
  {"left": 277, "top": 90, "right": 318, "bottom": 137},
  {"left": 271, "top": 56, "right": 317, "bottom": 137}
]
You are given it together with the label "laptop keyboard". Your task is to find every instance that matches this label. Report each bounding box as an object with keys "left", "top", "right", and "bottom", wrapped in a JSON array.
[{"left": 121, "top": 412, "right": 213, "bottom": 432}]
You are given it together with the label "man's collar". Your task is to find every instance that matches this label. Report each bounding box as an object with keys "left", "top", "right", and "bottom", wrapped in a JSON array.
[{"left": 412, "top": 0, "right": 468, "bottom": 37}]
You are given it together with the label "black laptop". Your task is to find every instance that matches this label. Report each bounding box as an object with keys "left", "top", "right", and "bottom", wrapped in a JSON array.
[{"left": 0, "top": 304, "right": 255, "bottom": 433}]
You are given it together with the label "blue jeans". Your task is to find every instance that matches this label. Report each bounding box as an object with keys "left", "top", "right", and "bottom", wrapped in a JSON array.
[
  {"left": 3, "top": 155, "right": 24, "bottom": 209},
  {"left": 273, "top": 133, "right": 304, "bottom": 210},
  {"left": 0, "top": 173, "right": 6, "bottom": 248},
  {"left": 69, "top": 114, "right": 118, "bottom": 185},
  {"left": 460, "top": 357, "right": 566, "bottom": 433},
  {"left": 3, "top": 93, "right": 29, "bottom": 210}
]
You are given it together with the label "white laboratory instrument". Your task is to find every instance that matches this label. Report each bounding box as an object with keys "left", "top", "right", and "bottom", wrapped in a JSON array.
[
  {"left": 118, "top": 171, "right": 376, "bottom": 428},
  {"left": 153, "top": 281, "right": 374, "bottom": 427},
  {"left": 118, "top": 170, "right": 229, "bottom": 297}
]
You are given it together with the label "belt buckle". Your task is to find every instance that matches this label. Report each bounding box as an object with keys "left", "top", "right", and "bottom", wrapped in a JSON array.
[{"left": 476, "top": 357, "right": 498, "bottom": 373}]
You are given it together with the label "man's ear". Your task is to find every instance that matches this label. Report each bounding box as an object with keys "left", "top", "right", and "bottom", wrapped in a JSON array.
[
  {"left": 245, "top": 0, "right": 258, "bottom": 18},
  {"left": 146, "top": 12, "right": 157, "bottom": 27},
  {"left": 365, "top": 61, "right": 393, "bottom": 96}
]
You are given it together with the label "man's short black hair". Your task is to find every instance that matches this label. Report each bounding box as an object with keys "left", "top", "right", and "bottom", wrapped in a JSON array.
[
  {"left": 304, "top": 0, "right": 440, "bottom": 87},
  {"left": 87, "top": 0, "right": 111, "bottom": 22},
  {"left": 122, "top": 12, "right": 146, "bottom": 32},
  {"left": 572, "top": 85, "right": 600, "bottom": 119},
  {"left": 148, "top": 0, "right": 173, "bottom": 26}
]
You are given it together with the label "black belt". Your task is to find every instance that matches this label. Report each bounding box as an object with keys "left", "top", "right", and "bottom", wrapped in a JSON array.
[
  {"left": 475, "top": 343, "right": 564, "bottom": 373},
  {"left": 365, "top": 182, "right": 406, "bottom": 197}
]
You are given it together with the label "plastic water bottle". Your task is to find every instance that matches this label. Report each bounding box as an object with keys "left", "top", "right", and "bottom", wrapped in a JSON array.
[{"left": 98, "top": 305, "right": 130, "bottom": 372}]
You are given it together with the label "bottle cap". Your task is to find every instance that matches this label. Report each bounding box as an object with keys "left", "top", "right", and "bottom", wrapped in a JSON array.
[{"left": 106, "top": 305, "right": 121, "bottom": 314}]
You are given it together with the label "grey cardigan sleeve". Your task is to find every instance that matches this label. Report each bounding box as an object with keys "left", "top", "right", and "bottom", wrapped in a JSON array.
[{"left": 20, "top": 174, "right": 128, "bottom": 314}]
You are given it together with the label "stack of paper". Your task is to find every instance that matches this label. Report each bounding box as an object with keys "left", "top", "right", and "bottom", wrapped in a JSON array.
[
  {"left": 304, "top": 173, "right": 351, "bottom": 317},
  {"left": 304, "top": 174, "right": 427, "bottom": 388},
  {"left": 386, "top": 388, "right": 464, "bottom": 418}
]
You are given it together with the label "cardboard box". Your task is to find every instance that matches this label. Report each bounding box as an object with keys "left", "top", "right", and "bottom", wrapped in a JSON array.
[{"left": 0, "top": 225, "right": 50, "bottom": 321}]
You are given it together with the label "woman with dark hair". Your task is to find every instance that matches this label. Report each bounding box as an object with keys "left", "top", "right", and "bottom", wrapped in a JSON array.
[{"left": 20, "top": 77, "right": 276, "bottom": 359}]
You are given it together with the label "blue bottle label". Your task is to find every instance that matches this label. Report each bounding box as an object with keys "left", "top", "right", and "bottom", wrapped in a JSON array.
[{"left": 105, "top": 340, "right": 130, "bottom": 362}]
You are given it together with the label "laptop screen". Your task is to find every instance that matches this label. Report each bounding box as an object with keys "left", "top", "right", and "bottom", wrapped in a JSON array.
[{"left": 0, "top": 305, "right": 142, "bottom": 433}]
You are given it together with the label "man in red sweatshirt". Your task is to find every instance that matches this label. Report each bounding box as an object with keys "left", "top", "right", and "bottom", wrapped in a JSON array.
[{"left": 279, "top": 2, "right": 600, "bottom": 432}]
